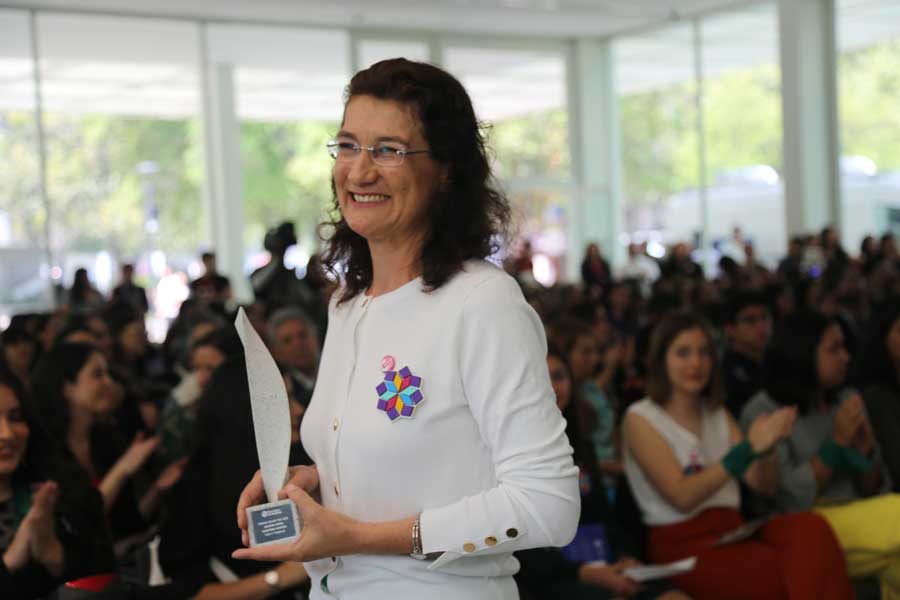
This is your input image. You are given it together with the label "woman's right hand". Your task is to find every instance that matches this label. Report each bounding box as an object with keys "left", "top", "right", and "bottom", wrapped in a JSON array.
[
  {"left": 116, "top": 432, "right": 160, "bottom": 477},
  {"left": 577, "top": 561, "right": 641, "bottom": 596},
  {"left": 236, "top": 465, "right": 319, "bottom": 547},
  {"left": 2, "top": 482, "right": 64, "bottom": 576},
  {"left": 748, "top": 407, "right": 797, "bottom": 454}
]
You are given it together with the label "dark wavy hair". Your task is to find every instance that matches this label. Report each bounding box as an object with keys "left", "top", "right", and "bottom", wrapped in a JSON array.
[
  {"left": 0, "top": 370, "right": 52, "bottom": 486},
  {"left": 646, "top": 311, "right": 725, "bottom": 409},
  {"left": 321, "top": 58, "right": 511, "bottom": 303},
  {"left": 765, "top": 309, "right": 839, "bottom": 414},
  {"left": 31, "top": 343, "right": 100, "bottom": 443},
  {"left": 858, "top": 299, "right": 900, "bottom": 388},
  {"left": 547, "top": 344, "right": 596, "bottom": 465}
]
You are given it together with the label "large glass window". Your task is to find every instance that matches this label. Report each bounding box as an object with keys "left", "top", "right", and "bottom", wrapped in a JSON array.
[
  {"left": 700, "top": 5, "right": 784, "bottom": 263},
  {"left": 37, "top": 14, "right": 204, "bottom": 329},
  {"left": 0, "top": 10, "right": 52, "bottom": 321},
  {"left": 358, "top": 39, "right": 429, "bottom": 69},
  {"left": 837, "top": 0, "right": 900, "bottom": 248},
  {"left": 444, "top": 46, "right": 570, "bottom": 283},
  {"left": 616, "top": 5, "right": 783, "bottom": 265},
  {"left": 616, "top": 24, "right": 700, "bottom": 253},
  {"left": 208, "top": 25, "right": 349, "bottom": 275}
]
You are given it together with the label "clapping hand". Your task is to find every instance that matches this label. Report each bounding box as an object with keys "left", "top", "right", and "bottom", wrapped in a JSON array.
[
  {"left": 154, "top": 457, "right": 188, "bottom": 492},
  {"left": 117, "top": 432, "right": 160, "bottom": 477},
  {"left": 833, "top": 394, "right": 867, "bottom": 448},
  {"left": 748, "top": 407, "right": 797, "bottom": 454},
  {"left": 2, "top": 482, "right": 64, "bottom": 576}
]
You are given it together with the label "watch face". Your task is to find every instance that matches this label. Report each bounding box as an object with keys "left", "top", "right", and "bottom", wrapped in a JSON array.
[{"left": 265, "top": 570, "right": 280, "bottom": 588}]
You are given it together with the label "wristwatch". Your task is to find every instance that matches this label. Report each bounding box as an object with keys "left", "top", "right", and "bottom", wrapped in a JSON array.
[{"left": 264, "top": 569, "right": 281, "bottom": 591}]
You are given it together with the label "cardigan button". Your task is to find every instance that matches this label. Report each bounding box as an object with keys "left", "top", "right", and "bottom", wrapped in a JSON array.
[
  {"left": 463, "top": 543, "right": 476, "bottom": 553},
  {"left": 332, "top": 418, "right": 339, "bottom": 431},
  {"left": 485, "top": 536, "right": 498, "bottom": 546},
  {"left": 506, "top": 528, "right": 518, "bottom": 539}
]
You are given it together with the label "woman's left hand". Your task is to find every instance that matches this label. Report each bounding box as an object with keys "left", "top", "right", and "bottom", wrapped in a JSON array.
[
  {"left": 25, "top": 482, "right": 65, "bottom": 576},
  {"left": 154, "top": 457, "right": 189, "bottom": 492},
  {"left": 232, "top": 484, "right": 360, "bottom": 563},
  {"left": 852, "top": 418, "right": 875, "bottom": 456}
]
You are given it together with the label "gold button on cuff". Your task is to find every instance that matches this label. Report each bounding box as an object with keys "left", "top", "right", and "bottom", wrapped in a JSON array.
[
  {"left": 463, "top": 543, "right": 476, "bottom": 553},
  {"left": 506, "top": 528, "right": 519, "bottom": 539},
  {"left": 332, "top": 418, "right": 339, "bottom": 431},
  {"left": 485, "top": 536, "right": 498, "bottom": 546}
]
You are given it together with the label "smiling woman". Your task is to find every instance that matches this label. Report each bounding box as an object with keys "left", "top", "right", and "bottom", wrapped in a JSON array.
[
  {"left": 0, "top": 371, "right": 114, "bottom": 599},
  {"left": 623, "top": 311, "right": 852, "bottom": 600},
  {"left": 320, "top": 58, "right": 511, "bottom": 303},
  {"left": 234, "top": 58, "right": 580, "bottom": 600}
]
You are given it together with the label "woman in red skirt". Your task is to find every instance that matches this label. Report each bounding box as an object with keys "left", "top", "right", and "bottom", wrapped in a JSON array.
[{"left": 623, "top": 311, "right": 852, "bottom": 600}]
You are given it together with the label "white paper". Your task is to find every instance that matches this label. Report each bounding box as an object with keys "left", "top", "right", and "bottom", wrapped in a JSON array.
[
  {"left": 235, "top": 307, "right": 291, "bottom": 503},
  {"left": 623, "top": 557, "right": 697, "bottom": 582},
  {"left": 712, "top": 516, "right": 769, "bottom": 547}
]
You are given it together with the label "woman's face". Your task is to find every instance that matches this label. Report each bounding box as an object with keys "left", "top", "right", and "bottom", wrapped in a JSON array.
[
  {"left": 664, "top": 328, "right": 713, "bottom": 399},
  {"left": 3, "top": 340, "right": 35, "bottom": 375},
  {"left": 87, "top": 317, "right": 113, "bottom": 356},
  {"left": 192, "top": 345, "right": 226, "bottom": 390},
  {"left": 592, "top": 307, "right": 612, "bottom": 347},
  {"left": 332, "top": 95, "right": 446, "bottom": 248},
  {"left": 547, "top": 355, "right": 573, "bottom": 411},
  {"left": 40, "top": 315, "right": 64, "bottom": 350},
  {"left": 283, "top": 376, "right": 305, "bottom": 446},
  {"left": 0, "top": 384, "right": 29, "bottom": 480},
  {"left": 120, "top": 320, "right": 147, "bottom": 358},
  {"left": 64, "top": 352, "right": 116, "bottom": 415},
  {"left": 568, "top": 334, "right": 599, "bottom": 382},
  {"left": 189, "top": 322, "right": 217, "bottom": 347},
  {"left": 816, "top": 324, "right": 850, "bottom": 390},
  {"left": 886, "top": 317, "right": 900, "bottom": 370}
]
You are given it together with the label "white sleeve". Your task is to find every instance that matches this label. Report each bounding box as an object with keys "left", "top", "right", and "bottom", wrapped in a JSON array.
[{"left": 420, "top": 275, "right": 580, "bottom": 571}]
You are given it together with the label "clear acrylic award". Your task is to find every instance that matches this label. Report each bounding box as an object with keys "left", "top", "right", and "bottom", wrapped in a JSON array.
[{"left": 235, "top": 308, "right": 302, "bottom": 547}]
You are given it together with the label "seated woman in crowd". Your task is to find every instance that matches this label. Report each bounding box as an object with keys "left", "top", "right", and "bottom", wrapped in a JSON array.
[
  {"left": 105, "top": 305, "right": 161, "bottom": 384},
  {"left": 0, "top": 327, "right": 37, "bottom": 391},
  {"left": 31, "top": 343, "right": 182, "bottom": 548},
  {"left": 516, "top": 347, "right": 688, "bottom": 600},
  {"left": 158, "top": 354, "right": 309, "bottom": 599},
  {"left": 0, "top": 370, "right": 115, "bottom": 598},
  {"left": 859, "top": 300, "right": 900, "bottom": 492},
  {"left": 741, "top": 309, "right": 900, "bottom": 597},
  {"left": 159, "top": 327, "right": 241, "bottom": 462},
  {"left": 624, "top": 311, "right": 852, "bottom": 600},
  {"left": 549, "top": 317, "right": 622, "bottom": 483}
]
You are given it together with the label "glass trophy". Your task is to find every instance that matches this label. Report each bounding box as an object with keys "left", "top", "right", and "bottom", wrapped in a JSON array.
[{"left": 235, "top": 307, "right": 303, "bottom": 547}]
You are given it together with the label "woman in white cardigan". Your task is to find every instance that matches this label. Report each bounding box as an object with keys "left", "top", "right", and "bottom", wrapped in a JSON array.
[{"left": 233, "top": 58, "right": 580, "bottom": 599}]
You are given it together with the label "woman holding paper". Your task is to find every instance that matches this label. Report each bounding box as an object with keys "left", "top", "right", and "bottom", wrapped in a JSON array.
[
  {"left": 515, "top": 347, "right": 688, "bottom": 600},
  {"left": 623, "top": 311, "right": 852, "bottom": 600},
  {"left": 234, "top": 58, "right": 580, "bottom": 599}
]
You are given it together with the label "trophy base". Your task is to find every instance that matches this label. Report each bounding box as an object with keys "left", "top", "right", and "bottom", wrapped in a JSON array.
[{"left": 246, "top": 498, "right": 302, "bottom": 547}]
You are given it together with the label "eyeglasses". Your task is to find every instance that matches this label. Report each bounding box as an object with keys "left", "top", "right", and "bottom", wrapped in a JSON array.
[{"left": 326, "top": 140, "right": 431, "bottom": 167}]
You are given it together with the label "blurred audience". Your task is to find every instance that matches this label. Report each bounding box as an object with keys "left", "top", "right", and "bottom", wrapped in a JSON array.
[{"left": 5, "top": 223, "right": 900, "bottom": 597}]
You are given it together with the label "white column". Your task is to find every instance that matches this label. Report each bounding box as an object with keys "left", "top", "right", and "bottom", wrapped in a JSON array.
[
  {"left": 566, "top": 38, "right": 623, "bottom": 280},
  {"left": 778, "top": 0, "right": 840, "bottom": 237},
  {"left": 200, "top": 30, "right": 252, "bottom": 302}
]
